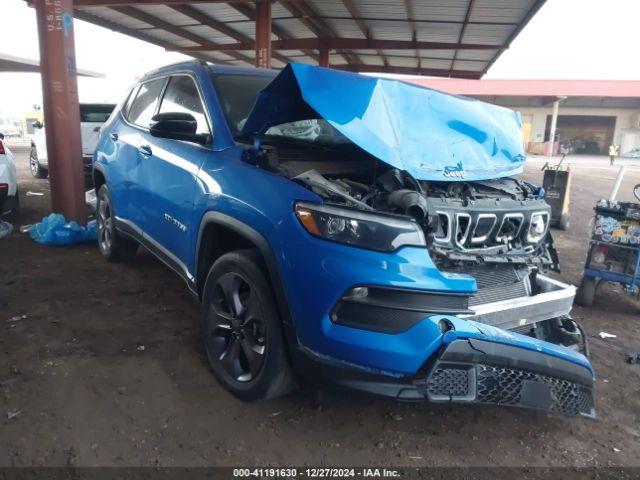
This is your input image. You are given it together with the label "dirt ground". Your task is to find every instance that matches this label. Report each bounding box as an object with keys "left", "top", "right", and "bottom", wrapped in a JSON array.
[{"left": 1, "top": 146, "right": 640, "bottom": 468}]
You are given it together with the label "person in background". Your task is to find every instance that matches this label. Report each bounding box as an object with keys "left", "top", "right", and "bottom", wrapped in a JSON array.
[{"left": 609, "top": 143, "right": 620, "bottom": 166}]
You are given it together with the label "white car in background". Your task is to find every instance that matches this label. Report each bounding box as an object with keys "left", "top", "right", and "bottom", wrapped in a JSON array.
[
  {"left": 0, "top": 114, "right": 21, "bottom": 138},
  {"left": 29, "top": 103, "right": 115, "bottom": 180},
  {"left": 0, "top": 133, "right": 19, "bottom": 218}
]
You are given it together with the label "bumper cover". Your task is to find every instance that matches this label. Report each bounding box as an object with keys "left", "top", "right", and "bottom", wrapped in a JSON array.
[
  {"left": 295, "top": 336, "right": 595, "bottom": 418},
  {"left": 422, "top": 339, "right": 595, "bottom": 417}
]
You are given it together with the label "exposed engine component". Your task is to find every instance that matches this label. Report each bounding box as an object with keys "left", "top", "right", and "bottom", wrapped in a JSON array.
[
  {"left": 248, "top": 142, "right": 556, "bottom": 269},
  {"left": 386, "top": 189, "right": 429, "bottom": 221},
  {"left": 293, "top": 170, "right": 372, "bottom": 211}
]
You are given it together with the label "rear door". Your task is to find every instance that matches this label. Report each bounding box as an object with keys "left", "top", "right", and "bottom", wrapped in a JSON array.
[
  {"left": 109, "top": 78, "right": 166, "bottom": 226},
  {"left": 136, "top": 74, "right": 211, "bottom": 271}
]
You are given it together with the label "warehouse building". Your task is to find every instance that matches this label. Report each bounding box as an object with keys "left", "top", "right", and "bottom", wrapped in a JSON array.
[{"left": 409, "top": 79, "right": 640, "bottom": 156}]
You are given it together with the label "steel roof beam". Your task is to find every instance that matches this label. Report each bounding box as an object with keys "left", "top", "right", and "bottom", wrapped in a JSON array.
[
  {"left": 169, "top": 4, "right": 289, "bottom": 65},
  {"left": 169, "top": 37, "right": 499, "bottom": 51},
  {"left": 341, "top": 0, "right": 388, "bottom": 67},
  {"left": 73, "top": 9, "right": 229, "bottom": 64},
  {"left": 308, "top": 16, "right": 518, "bottom": 26},
  {"left": 450, "top": 0, "right": 475, "bottom": 73},
  {"left": 74, "top": 0, "right": 302, "bottom": 6},
  {"left": 111, "top": 5, "right": 254, "bottom": 64},
  {"left": 279, "top": 1, "right": 358, "bottom": 65},
  {"left": 403, "top": 0, "right": 420, "bottom": 69},
  {"left": 332, "top": 63, "right": 481, "bottom": 78},
  {"left": 482, "top": 0, "right": 547, "bottom": 75},
  {"left": 227, "top": 2, "right": 319, "bottom": 62}
]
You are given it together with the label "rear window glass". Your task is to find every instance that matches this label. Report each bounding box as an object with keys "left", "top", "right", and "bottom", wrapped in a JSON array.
[
  {"left": 126, "top": 78, "right": 166, "bottom": 128},
  {"left": 80, "top": 104, "right": 115, "bottom": 123}
]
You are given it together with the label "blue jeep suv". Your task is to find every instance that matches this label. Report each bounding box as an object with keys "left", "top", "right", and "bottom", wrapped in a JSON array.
[{"left": 93, "top": 61, "right": 595, "bottom": 416}]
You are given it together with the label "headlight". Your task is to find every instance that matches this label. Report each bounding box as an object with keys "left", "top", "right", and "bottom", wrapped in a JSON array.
[
  {"left": 294, "top": 202, "right": 426, "bottom": 252},
  {"left": 526, "top": 211, "right": 549, "bottom": 243}
]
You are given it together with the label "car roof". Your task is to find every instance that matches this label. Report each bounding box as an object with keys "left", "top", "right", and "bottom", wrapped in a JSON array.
[{"left": 139, "top": 60, "right": 278, "bottom": 82}]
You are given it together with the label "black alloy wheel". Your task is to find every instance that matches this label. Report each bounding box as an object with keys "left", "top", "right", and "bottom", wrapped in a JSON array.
[
  {"left": 201, "top": 249, "right": 295, "bottom": 401},
  {"left": 207, "top": 271, "right": 267, "bottom": 382}
]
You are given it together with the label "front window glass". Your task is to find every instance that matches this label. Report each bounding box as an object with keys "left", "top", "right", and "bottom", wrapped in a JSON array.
[
  {"left": 126, "top": 78, "right": 166, "bottom": 128},
  {"left": 159, "top": 75, "right": 209, "bottom": 135}
]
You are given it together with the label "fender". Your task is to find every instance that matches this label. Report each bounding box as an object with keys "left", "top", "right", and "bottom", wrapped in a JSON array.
[
  {"left": 92, "top": 163, "right": 107, "bottom": 188},
  {"left": 195, "top": 211, "right": 295, "bottom": 329}
]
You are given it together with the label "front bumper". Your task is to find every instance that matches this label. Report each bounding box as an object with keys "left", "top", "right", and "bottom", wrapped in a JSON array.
[
  {"left": 294, "top": 335, "right": 595, "bottom": 418},
  {"left": 423, "top": 338, "right": 594, "bottom": 417}
]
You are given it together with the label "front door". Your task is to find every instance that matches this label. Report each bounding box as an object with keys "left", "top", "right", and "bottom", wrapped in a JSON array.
[{"left": 136, "top": 74, "right": 212, "bottom": 273}]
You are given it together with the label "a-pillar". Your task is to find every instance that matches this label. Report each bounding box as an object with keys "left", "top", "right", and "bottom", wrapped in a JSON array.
[{"left": 34, "top": 0, "right": 86, "bottom": 223}]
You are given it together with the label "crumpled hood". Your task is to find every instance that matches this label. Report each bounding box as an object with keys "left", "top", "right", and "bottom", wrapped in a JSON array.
[{"left": 240, "top": 63, "right": 526, "bottom": 181}]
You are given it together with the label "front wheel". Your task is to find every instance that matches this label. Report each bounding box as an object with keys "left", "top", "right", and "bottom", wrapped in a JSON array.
[
  {"left": 96, "top": 184, "right": 137, "bottom": 262},
  {"left": 201, "top": 249, "right": 295, "bottom": 401},
  {"left": 29, "top": 146, "right": 47, "bottom": 179}
]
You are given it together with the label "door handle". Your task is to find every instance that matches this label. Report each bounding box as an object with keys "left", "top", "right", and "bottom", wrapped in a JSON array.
[
  {"left": 109, "top": 132, "right": 118, "bottom": 141},
  {"left": 138, "top": 145, "right": 152, "bottom": 157}
]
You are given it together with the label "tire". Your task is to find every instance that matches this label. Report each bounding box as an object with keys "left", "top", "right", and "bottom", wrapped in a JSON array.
[
  {"left": 577, "top": 276, "right": 597, "bottom": 307},
  {"left": 29, "top": 146, "right": 47, "bottom": 179},
  {"left": 96, "top": 184, "right": 137, "bottom": 262},
  {"left": 5, "top": 189, "right": 19, "bottom": 223},
  {"left": 558, "top": 212, "right": 571, "bottom": 231},
  {"left": 201, "top": 249, "right": 296, "bottom": 401}
]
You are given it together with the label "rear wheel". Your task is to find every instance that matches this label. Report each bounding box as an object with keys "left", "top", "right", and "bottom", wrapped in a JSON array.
[
  {"left": 96, "top": 184, "right": 137, "bottom": 262},
  {"left": 201, "top": 249, "right": 295, "bottom": 401},
  {"left": 577, "top": 276, "right": 597, "bottom": 307},
  {"left": 29, "top": 146, "right": 47, "bottom": 179}
]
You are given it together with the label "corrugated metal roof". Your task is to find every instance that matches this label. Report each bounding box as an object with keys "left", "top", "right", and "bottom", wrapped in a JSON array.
[{"left": 72, "top": 0, "right": 546, "bottom": 77}]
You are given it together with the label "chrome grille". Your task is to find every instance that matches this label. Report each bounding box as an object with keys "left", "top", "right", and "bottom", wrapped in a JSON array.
[{"left": 433, "top": 208, "right": 549, "bottom": 251}]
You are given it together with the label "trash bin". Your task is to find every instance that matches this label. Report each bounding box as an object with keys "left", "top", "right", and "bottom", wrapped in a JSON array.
[{"left": 543, "top": 167, "right": 572, "bottom": 230}]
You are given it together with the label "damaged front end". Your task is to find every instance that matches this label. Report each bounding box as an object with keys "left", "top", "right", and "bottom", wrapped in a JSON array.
[{"left": 238, "top": 63, "right": 593, "bottom": 416}]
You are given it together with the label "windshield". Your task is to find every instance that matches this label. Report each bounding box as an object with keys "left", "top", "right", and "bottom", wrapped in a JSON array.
[{"left": 211, "top": 73, "right": 349, "bottom": 145}]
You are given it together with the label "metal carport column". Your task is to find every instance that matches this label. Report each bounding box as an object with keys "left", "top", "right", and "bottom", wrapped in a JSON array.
[
  {"left": 255, "top": 0, "right": 272, "bottom": 69},
  {"left": 34, "top": 0, "right": 86, "bottom": 223}
]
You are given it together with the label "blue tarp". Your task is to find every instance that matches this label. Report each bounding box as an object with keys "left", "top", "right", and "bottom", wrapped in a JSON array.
[
  {"left": 241, "top": 63, "right": 526, "bottom": 181},
  {"left": 29, "top": 213, "right": 97, "bottom": 246}
]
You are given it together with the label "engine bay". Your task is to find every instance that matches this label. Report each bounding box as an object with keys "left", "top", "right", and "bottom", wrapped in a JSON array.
[{"left": 243, "top": 140, "right": 559, "bottom": 271}]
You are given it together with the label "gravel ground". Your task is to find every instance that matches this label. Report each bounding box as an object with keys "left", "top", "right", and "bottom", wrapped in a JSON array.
[{"left": 1, "top": 147, "right": 640, "bottom": 468}]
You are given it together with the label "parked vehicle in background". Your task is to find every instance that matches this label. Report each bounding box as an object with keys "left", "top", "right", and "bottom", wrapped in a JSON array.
[
  {"left": 30, "top": 103, "right": 115, "bottom": 182},
  {"left": 92, "top": 61, "right": 595, "bottom": 417},
  {"left": 0, "top": 114, "right": 21, "bottom": 138},
  {"left": 0, "top": 133, "right": 19, "bottom": 218}
]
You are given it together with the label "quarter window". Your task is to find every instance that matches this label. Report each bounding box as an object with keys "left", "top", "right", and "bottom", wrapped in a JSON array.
[
  {"left": 159, "top": 76, "right": 209, "bottom": 135},
  {"left": 126, "top": 78, "right": 166, "bottom": 128}
]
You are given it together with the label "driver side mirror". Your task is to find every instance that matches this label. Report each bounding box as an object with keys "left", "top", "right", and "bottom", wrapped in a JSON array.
[
  {"left": 32, "top": 120, "right": 43, "bottom": 130},
  {"left": 149, "top": 112, "right": 208, "bottom": 145}
]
